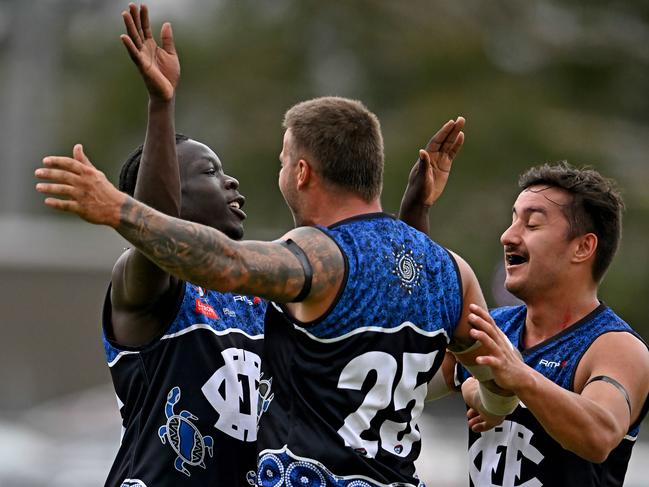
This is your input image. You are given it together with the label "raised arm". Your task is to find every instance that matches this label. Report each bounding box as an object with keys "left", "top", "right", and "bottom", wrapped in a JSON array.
[
  {"left": 111, "top": 3, "right": 182, "bottom": 345},
  {"left": 36, "top": 148, "right": 344, "bottom": 317},
  {"left": 398, "top": 116, "right": 465, "bottom": 234},
  {"left": 468, "top": 305, "right": 649, "bottom": 462}
]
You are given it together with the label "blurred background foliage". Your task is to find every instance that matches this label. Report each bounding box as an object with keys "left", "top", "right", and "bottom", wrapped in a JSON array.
[{"left": 3, "top": 0, "right": 648, "bottom": 334}]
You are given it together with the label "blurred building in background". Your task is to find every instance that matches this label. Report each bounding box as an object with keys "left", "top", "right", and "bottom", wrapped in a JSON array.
[{"left": 1, "top": 0, "right": 648, "bottom": 485}]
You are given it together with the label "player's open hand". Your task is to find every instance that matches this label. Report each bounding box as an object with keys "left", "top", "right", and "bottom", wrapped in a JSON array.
[
  {"left": 468, "top": 303, "right": 528, "bottom": 393},
  {"left": 121, "top": 3, "right": 179, "bottom": 101},
  {"left": 402, "top": 116, "right": 465, "bottom": 208},
  {"left": 462, "top": 377, "right": 506, "bottom": 432},
  {"left": 35, "top": 144, "right": 126, "bottom": 227}
]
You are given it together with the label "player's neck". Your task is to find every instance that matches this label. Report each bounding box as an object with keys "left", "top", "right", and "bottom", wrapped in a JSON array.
[
  {"left": 298, "top": 194, "right": 382, "bottom": 227},
  {"left": 523, "top": 286, "right": 600, "bottom": 347}
]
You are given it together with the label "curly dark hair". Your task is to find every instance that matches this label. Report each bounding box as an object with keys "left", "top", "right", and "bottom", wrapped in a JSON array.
[
  {"left": 118, "top": 133, "right": 189, "bottom": 196},
  {"left": 519, "top": 161, "right": 624, "bottom": 282}
]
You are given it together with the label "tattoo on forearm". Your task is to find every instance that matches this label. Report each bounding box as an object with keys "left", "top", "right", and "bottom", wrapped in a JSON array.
[{"left": 116, "top": 198, "right": 340, "bottom": 302}]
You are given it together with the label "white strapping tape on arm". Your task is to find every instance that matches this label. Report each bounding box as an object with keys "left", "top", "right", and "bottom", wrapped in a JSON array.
[
  {"left": 425, "top": 369, "right": 452, "bottom": 402},
  {"left": 452, "top": 340, "right": 494, "bottom": 382},
  {"left": 478, "top": 383, "right": 519, "bottom": 416}
]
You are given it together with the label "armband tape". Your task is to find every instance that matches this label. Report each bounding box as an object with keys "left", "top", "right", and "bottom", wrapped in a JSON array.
[
  {"left": 585, "top": 375, "right": 632, "bottom": 415},
  {"left": 280, "top": 239, "right": 313, "bottom": 302},
  {"left": 478, "top": 383, "right": 519, "bottom": 416}
]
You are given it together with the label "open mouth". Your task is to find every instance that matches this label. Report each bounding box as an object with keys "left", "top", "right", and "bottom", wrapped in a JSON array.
[
  {"left": 505, "top": 253, "right": 528, "bottom": 267},
  {"left": 228, "top": 196, "right": 247, "bottom": 220}
]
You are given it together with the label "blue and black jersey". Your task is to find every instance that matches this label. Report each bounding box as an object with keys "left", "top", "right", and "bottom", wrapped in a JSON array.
[
  {"left": 457, "top": 303, "right": 649, "bottom": 487},
  {"left": 103, "top": 282, "right": 266, "bottom": 487},
  {"left": 257, "top": 213, "right": 463, "bottom": 487}
]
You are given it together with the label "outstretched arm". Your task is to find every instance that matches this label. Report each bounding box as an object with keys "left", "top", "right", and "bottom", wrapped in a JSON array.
[
  {"left": 36, "top": 147, "right": 344, "bottom": 311},
  {"left": 110, "top": 4, "right": 183, "bottom": 345},
  {"left": 398, "top": 116, "right": 465, "bottom": 234},
  {"left": 468, "top": 304, "right": 649, "bottom": 462}
]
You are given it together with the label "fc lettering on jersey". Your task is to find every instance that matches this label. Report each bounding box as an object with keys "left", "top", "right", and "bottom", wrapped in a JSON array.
[
  {"left": 468, "top": 420, "right": 543, "bottom": 487},
  {"left": 201, "top": 348, "right": 261, "bottom": 441}
]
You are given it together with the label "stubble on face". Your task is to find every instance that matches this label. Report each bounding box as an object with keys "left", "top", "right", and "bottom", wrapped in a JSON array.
[{"left": 279, "top": 129, "right": 302, "bottom": 226}]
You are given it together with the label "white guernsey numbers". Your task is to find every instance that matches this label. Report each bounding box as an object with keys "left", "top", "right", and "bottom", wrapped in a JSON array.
[
  {"left": 201, "top": 347, "right": 261, "bottom": 442},
  {"left": 338, "top": 352, "right": 398, "bottom": 458},
  {"left": 468, "top": 420, "right": 543, "bottom": 487},
  {"left": 337, "top": 350, "right": 440, "bottom": 458}
]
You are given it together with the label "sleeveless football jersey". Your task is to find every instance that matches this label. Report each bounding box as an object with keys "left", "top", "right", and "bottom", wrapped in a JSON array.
[
  {"left": 103, "top": 282, "right": 267, "bottom": 487},
  {"left": 457, "top": 303, "right": 649, "bottom": 487},
  {"left": 257, "top": 213, "right": 463, "bottom": 487}
]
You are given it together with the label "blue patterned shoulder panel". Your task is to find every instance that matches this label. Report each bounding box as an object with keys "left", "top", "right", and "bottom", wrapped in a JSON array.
[
  {"left": 305, "top": 214, "right": 462, "bottom": 340},
  {"left": 103, "top": 282, "right": 266, "bottom": 365}
]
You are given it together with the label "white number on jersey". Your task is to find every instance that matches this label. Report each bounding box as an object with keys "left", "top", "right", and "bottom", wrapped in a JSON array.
[{"left": 337, "top": 350, "right": 439, "bottom": 458}]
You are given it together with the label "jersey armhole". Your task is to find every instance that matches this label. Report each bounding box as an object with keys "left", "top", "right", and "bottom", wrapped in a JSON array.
[
  {"left": 570, "top": 329, "right": 649, "bottom": 432},
  {"left": 442, "top": 247, "right": 464, "bottom": 333},
  {"left": 102, "top": 279, "right": 186, "bottom": 353}
]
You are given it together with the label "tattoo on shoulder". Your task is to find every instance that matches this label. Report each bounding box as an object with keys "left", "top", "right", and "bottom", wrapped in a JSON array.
[{"left": 288, "top": 227, "right": 345, "bottom": 301}]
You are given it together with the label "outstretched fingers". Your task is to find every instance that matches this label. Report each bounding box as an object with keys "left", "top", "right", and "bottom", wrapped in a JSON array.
[
  {"left": 425, "top": 119, "right": 455, "bottom": 153},
  {"left": 40, "top": 156, "right": 85, "bottom": 175},
  {"left": 129, "top": 3, "right": 145, "bottom": 40},
  {"left": 120, "top": 33, "right": 140, "bottom": 64},
  {"left": 36, "top": 182, "right": 79, "bottom": 199},
  {"left": 43, "top": 197, "right": 81, "bottom": 214},
  {"left": 440, "top": 116, "right": 465, "bottom": 155},
  {"left": 447, "top": 131, "right": 465, "bottom": 160},
  {"left": 35, "top": 167, "right": 81, "bottom": 187},
  {"left": 122, "top": 7, "right": 143, "bottom": 49},
  {"left": 140, "top": 4, "right": 153, "bottom": 40}
]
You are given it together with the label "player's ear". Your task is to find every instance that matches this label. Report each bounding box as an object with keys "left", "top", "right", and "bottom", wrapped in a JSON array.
[
  {"left": 296, "top": 159, "right": 311, "bottom": 189},
  {"left": 573, "top": 232, "right": 597, "bottom": 264}
]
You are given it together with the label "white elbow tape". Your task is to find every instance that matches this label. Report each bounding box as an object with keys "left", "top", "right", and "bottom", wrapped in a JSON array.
[
  {"left": 452, "top": 340, "right": 494, "bottom": 382},
  {"left": 425, "top": 370, "right": 452, "bottom": 402},
  {"left": 462, "top": 363, "right": 494, "bottom": 382},
  {"left": 478, "top": 382, "right": 519, "bottom": 416}
]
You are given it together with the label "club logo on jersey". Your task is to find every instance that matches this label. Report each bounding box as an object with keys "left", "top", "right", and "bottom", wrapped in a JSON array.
[
  {"left": 195, "top": 298, "right": 219, "bottom": 319},
  {"left": 257, "top": 373, "right": 275, "bottom": 425},
  {"left": 158, "top": 387, "right": 214, "bottom": 477},
  {"left": 468, "top": 420, "right": 543, "bottom": 487},
  {"left": 202, "top": 348, "right": 262, "bottom": 441},
  {"left": 386, "top": 242, "right": 423, "bottom": 294}
]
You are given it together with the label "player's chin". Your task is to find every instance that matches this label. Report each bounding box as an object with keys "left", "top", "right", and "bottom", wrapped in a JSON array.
[{"left": 225, "top": 221, "right": 245, "bottom": 241}]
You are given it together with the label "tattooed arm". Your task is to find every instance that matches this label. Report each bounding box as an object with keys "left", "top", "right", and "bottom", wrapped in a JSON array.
[{"left": 36, "top": 146, "right": 344, "bottom": 321}]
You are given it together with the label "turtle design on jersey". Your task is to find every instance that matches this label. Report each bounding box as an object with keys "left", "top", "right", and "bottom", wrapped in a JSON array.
[{"left": 158, "top": 386, "right": 214, "bottom": 477}]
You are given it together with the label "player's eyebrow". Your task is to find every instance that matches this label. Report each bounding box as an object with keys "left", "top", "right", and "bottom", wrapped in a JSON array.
[{"left": 512, "top": 206, "right": 547, "bottom": 216}]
